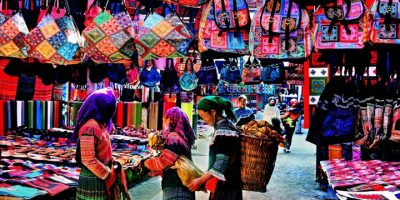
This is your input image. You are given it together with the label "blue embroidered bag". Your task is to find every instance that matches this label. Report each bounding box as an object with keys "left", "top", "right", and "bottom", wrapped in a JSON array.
[
  {"left": 196, "top": 58, "right": 219, "bottom": 85},
  {"left": 220, "top": 58, "right": 242, "bottom": 83},
  {"left": 179, "top": 58, "right": 198, "bottom": 91}
]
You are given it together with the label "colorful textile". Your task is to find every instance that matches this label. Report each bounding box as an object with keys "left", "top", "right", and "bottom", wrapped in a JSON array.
[
  {"left": 164, "top": 0, "right": 208, "bottom": 7},
  {"left": 78, "top": 119, "right": 113, "bottom": 180},
  {"left": 135, "top": 8, "right": 194, "bottom": 60},
  {"left": 53, "top": 101, "right": 60, "bottom": 128},
  {"left": 23, "top": 178, "right": 69, "bottom": 196},
  {"left": 0, "top": 66, "right": 18, "bottom": 100},
  {"left": 27, "top": 100, "right": 34, "bottom": 128},
  {"left": 82, "top": 8, "right": 136, "bottom": 64},
  {"left": 16, "top": 101, "right": 24, "bottom": 127},
  {"left": 115, "top": 102, "right": 124, "bottom": 127},
  {"left": 35, "top": 101, "right": 43, "bottom": 129},
  {"left": 144, "top": 149, "right": 178, "bottom": 172},
  {"left": 76, "top": 166, "right": 108, "bottom": 200},
  {"left": 249, "top": 0, "right": 312, "bottom": 59},
  {"left": 26, "top": 13, "right": 82, "bottom": 65},
  {"left": 181, "top": 102, "right": 194, "bottom": 126},
  {"left": 369, "top": 0, "right": 400, "bottom": 44},
  {"left": 47, "top": 101, "right": 53, "bottom": 129},
  {"left": 198, "top": 1, "right": 250, "bottom": 54},
  {"left": 0, "top": 12, "right": 30, "bottom": 58},
  {"left": 0, "top": 100, "right": 4, "bottom": 135},
  {"left": 33, "top": 77, "right": 53, "bottom": 101},
  {"left": 149, "top": 102, "right": 159, "bottom": 130},
  {"left": 0, "top": 184, "right": 46, "bottom": 199},
  {"left": 313, "top": 0, "right": 369, "bottom": 49}
]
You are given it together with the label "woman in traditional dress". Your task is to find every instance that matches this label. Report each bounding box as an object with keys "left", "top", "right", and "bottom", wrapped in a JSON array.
[
  {"left": 189, "top": 96, "right": 242, "bottom": 200},
  {"left": 144, "top": 107, "right": 196, "bottom": 200}
]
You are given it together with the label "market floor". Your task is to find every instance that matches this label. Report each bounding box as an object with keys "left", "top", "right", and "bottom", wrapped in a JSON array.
[{"left": 128, "top": 130, "right": 337, "bottom": 200}]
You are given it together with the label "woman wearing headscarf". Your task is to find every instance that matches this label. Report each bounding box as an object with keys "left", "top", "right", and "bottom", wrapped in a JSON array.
[
  {"left": 73, "top": 88, "right": 128, "bottom": 200},
  {"left": 144, "top": 107, "right": 196, "bottom": 200},
  {"left": 263, "top": 97, "right": 285, "bottom": 132},
  {"left": 188, "top": 96, "right": 242, "bottom": 200}
]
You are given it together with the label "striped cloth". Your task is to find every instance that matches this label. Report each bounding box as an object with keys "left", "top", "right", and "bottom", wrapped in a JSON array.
[
  {"left": 33, "top": 77, "right": 53, "bottom": 101},
  {"left": 27, "top": 101, "right": 34, "bottom": 128},
  {"left": 76, "top": 166, "right": 108, "bottom": 200},
  {"left": 163, "top": 186, "right": 195, "bottom": 200}
]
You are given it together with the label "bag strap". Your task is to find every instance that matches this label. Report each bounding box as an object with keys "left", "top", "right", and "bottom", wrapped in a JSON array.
[
  {"left": 46, "top": 0, "right": 71, "bottom": 15},
  {"left": 284, "top": 0, "right": 294, "bottom": 52},
  {"left": 325, "top": 0, "right": 352, "bottom": 34},
  {"left": 260, "top": 0, "right": 279, "bottom": 43},
  {"left": 219, "top": 0, "right": 231, "bottom": 31}
]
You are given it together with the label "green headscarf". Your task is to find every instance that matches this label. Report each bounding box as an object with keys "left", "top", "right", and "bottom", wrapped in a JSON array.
[{"left": 197, "top": 96, "right": 236, "bottom": 122}]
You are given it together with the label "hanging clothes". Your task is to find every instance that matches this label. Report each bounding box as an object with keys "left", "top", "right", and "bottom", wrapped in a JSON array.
[
  {"left": 47, "top": 101, "right": 54, "bottom": 129},
  {"left": 133, "top": 102, "right": 142, "bottom": 128},
  {"left": 149, "top": 102, "right": 159, "bottom": 130},
  {"left": 53, "top": 101, "right": 61, "bottom": 128},
  {"left": 16, "top": 101, "right": 25, "bottom": 127},
  {"left": 35, "top": 100, "right": 43, "bottom": 129},
  {"left": 181, "top": 102, "right": 193, "bottom": 126},
  {"left": 0, "top": 100, "right": 4, "bottom": 136},
  {"left": 28, "top": 100, "right": 34, "bottom": 128}
]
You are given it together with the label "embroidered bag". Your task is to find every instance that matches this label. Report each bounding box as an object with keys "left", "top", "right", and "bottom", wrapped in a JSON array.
[
  {"left": 140, "top": 59, "right": 161, "bottom": 88},
  {"left": 165, "top": 0, "right": 209, "bottom": 7},
  {"left": 135, "top": 4, "right": 194, "bottom": 60},
  {"left": 198, "top": 0, "right": 251, "bottom": 54},
  {"left": 249, "top": 0, "right": 312, "bottom": 60},
  {"left": 25, "top": 0, "right": 82, "bottom": 65},
  {"left": 313, "top": 0, "right": 369, "bottom": 50},
  {"left": 247, "top": 0, "right": 265, "bottom": 9},
  {"left": 196, "top": 58, "right": 219, "bottom": 85},
  {"left": 220, "top": 58, "right": 242, "bottom": 83},
  {"left": 370, "top": 0, "right": 400, "bottom": 44},
  {"left": 0, "top": 3, "right": 29, "bottom": 58},
  {"left": 179, "top": 58, "right": 198, "bottom": 91},
  {"left": 260, "top": 61, "right": 284, "bottom": 83},
  {"left": 241, "top": 57, "right": 262, "bottom": 84},
  {"left": 160, "top": 58, "right": 180, "bottom": 93},
  {"left": 82, "top": 0, "right": 136, "bottom": 64}
]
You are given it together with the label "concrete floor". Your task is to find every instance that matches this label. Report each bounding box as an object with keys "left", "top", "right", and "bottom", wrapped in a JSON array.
[{"left": 129, "top": 130, "right": 338, "bottom": 200}]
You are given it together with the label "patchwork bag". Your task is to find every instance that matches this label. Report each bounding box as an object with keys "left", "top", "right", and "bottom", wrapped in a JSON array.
[
  {"left": 196, "top": 58, "right": 219, "bottom": 85},
  {"left": 241, "top": 57, "right": 262, "bottom": 84},
  {"left": 135, "top": 4, "right": 194, "bottom": 60},
  {"left": 179, "top": 58, "right": 198, "bottom": 91},
  {"left": 249, "top": 0, "right": 312, "bottom": 60},
  {"left": 160, "top": 58, "right": 180, "bottom": 93},
  {"left": 198, "top": 0, "right": 251, "bottom": 54},
  {"left": 0, "top": 6, "right": 30, "bottom": 58},
  {"left": 82, "top": 0, "right": 136, "bottom": 64},
  {"left": 220, "top": 58, "right": 242, "bottom": 83},
  {"left": 140, "top": 59, "right": 161, "bottom": 88},
  {"left": 25, "top": 0, "right": 82, "bottom": 65},
  {"left": 369, "top": 0, "right": 400, "bottom": 44},
  {"left": 313, "top": 0, "right": 369, "bottom": 50},
  {"left": 165, "top": 0, "right": 209, "bottom": 7}
]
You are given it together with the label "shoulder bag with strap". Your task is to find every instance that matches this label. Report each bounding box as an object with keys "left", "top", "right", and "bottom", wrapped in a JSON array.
[
  {"left": 250, "top": 0, "right": 312, "bottom": 60},
  {"left": 370, "top": 0, "right": 400, "bottom": 44},
  {"left": 179, "top": 58, "right": 198, "bottom": 91}
]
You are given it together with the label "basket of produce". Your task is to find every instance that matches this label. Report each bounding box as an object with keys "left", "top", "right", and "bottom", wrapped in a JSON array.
[{"left": 240, "top": 120, "right": 284, "bottom": 192}]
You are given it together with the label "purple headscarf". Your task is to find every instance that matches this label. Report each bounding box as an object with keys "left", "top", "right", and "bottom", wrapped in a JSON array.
[
  {"left": 71, "top": 88, "right": 117, "bottom": 142},
  {"left": 165, "top": 107, "right": 196, "bottom": 149}
]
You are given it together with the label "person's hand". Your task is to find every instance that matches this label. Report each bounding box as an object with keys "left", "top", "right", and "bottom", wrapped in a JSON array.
[{"left": 188, "top": 177, "right": 204, "bottom": 192}]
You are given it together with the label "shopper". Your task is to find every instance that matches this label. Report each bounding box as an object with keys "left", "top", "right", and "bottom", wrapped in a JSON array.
[
  {"left": 73, "top": 88, "right": 126, "bottom": 200},
  {"left": 234, "top": 95, "right": 255, "bottom": 126},
  {"left": 189, "top": 96, "right": 242, "bottom": 200},
  {"left": 144, "top": 107, "right": 196, "bottom": 200},
  {"left": 281, "top": 98, "right": 301, "bottom": 153},
  {"left": 263, "top": 97, "right": 284, "bottom": 130}
]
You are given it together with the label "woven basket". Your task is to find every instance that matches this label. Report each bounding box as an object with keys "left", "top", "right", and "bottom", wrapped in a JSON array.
[{"left": 240, "top": 134, "right": 278, "bottom": 192}]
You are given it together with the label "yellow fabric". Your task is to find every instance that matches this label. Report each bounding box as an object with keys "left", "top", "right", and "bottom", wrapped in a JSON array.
[{"left": 171, "top": 155, "right": 204, "bottom": 187}]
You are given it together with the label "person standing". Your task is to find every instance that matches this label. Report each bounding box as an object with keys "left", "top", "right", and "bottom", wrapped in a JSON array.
[
  {"left": 144, "top": 107, "right": 196, "bottom": 200},
  {"left": 74, "top": 88, "right": 128, "bottom": 200},
  {"left": 234, "top": 95, "right": 255, "bottom": 126},
  {"left": 281, "top": 98, "right": 301, "bottom": 153},
  {"left": 189, "top": 96, "right": 242, "bottom": 200},
  {"left": 263, "top": 97, "right": 284, "bottom": 130}
]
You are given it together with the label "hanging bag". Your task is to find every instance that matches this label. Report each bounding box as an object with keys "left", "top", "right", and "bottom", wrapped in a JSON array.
[
  {"left": 25, "top": 0, "right": 83, "bottom": 65},
  {"left": 179, "top": 58, "right": 198, "bottom": 91},
  {"left": 242, "top": 57, "right": 262, "bottom": 84},
  {"left": 82, "top": 0, "right": 136, "bottom": 64},
  {"left": 0, "top": 0, "right": 30, "bottom": 58},
  {"left": 260, "top": 61, "right": 284, "bottom": 83},
  {"left": 220, "top": 58, "right": 242, "bottom": 83},
  {"left": 134, "top": 4, "right": 194, "bottom": 60},
  {"left": 196, "top": 58, "right": 219, "bottom": 85},
  {"left": 198, "top": 0, "right": 251, "bottom": 55},
  {"left": 160, "top": 58, "right": 180, "bottom": 93},
  {"left": 369, "top": 0, "right": 400, "bottom": 44},
  {"left": 140, "top": 59, "right": 161, "bottom": 88},
  {"left": 249, "top": 0, "right": 312, "bottom": 60},
  {"left": 165, "top": 0, "right": 209, "bottom": 7},
  {"left": 313, "top": 0, "right": 369, "bottom": 50}
]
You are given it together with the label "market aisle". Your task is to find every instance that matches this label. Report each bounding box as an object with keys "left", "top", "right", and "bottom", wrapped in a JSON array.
[{"left": 129, "top": 130, "right": 335, "bottom": 200}]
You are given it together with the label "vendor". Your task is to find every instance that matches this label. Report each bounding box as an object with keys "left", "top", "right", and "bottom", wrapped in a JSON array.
[{"left": 234, "top": 95, "right": 255, "bottom": 125}]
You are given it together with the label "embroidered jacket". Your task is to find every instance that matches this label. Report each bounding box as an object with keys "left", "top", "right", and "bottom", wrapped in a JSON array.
[
  {"left": 208, "top": 118, "right": 242, "bottom": 191},
  {"left": 78, "top": 119, "right": 113, "bottom": 180}
]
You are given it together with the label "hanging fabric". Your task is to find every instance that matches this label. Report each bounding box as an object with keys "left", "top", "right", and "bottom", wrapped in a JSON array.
[
  {"left": 369, "top": 0, "right": 400, "bottom": 44},
  {"left": 0, "top": 100, "right": 4, "bottom": 136},
  {"left": 47, "top": 101, "right": 53, "bottom": 129},
  {"left": 35, "top": 100, "right": 43, "bottom": 129},
  {"left": 126, "top": 102, "right": 134, "bottom": 126},
  {"left": 53, "top": 100, "right": 60, "bottom": 128},
  {"left": 16, "top": 101, "right": 24, "bottom": 127},
  {"left": 181, "top": 102, "right": 194, "bottom": 125},
  {"left": 149, "top": 102, "right": 159, "bottom": 130},
  {"left": 133, "top": 102, "right": 142, "bottom": 127},
  {"left": 163, "top": 101, "right": 177, "bottom": 129},
  {"left": 142, "top": 105, "right": 148, "bottom": 129},
  {"left": 33, "top": 76, "right": 53, "bottom": 101},
  {"left": 28, "top": 100, "right": 34, "bottom": 128},
  {"left": 114, "top": 101, "right": 124, "bottom": 127},
  {"left": 70, "top": 102, "right": 83, "bottom": 127}
]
